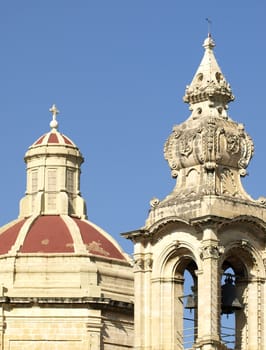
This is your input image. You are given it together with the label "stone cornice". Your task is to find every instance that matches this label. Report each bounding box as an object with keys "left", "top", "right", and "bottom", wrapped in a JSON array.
[{"left": 0, "top": 296, "right": 134, "bottom": 312}]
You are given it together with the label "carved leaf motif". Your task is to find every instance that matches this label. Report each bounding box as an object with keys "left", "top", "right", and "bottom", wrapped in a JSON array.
[
  {"left": 179, "top": 135, "right": 194, "bottom": 157},
  {"left": 200, "top": 245, "right": 222, "bottom": 260},
  {"left": 198, "top": 119, "right": 219, "bottom": 163},
  {"left": 134, "top": 258, "right": 144, "bottom": 271},
  {"left": 221, "top": 168, "right": 238, "bottom": 196}
]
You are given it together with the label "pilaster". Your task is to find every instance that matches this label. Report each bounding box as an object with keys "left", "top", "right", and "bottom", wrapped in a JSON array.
[
  {"left": 246, "top": 277, "right": 263, "bottom": 349},
  {"left": 195, "top": 224, "right": 222, "bottom": 350},
  {"left": 86, "top": 316, "right": 102, "bottom": 350}
]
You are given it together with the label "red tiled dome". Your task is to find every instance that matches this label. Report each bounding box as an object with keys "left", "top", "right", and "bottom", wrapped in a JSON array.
[
  {"left": 32, "top": 130, "right": 76, "bottom": 147},
  {"left": 0, "top": 216, "right": 126, "bottom": 261}
]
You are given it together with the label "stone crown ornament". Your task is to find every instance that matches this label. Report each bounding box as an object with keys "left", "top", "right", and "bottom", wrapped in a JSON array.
[{"left": 163, "top": 35, "right": 254, "bottom": 201}]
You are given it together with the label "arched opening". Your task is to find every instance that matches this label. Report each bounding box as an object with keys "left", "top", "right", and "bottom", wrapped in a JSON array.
[
  {"left": 220, "top": 267, "right": 238, "bottom": 348},
  {"left": 175, "top": 258, "right": 198, "bottom": 350},
  {"left": 183, "top": 269, "right": 197, "bottom": 349},
  {"left": 221, "top": 253, "right": 248, "bottom": 349}
]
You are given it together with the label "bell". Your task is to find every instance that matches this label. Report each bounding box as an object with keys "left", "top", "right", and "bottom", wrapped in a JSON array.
[
  {"left": 185, "top": 294, "right": 196, "bottom": 311},
  {"left": 221, "top": 275, "right": 243, "bottom": 315}
]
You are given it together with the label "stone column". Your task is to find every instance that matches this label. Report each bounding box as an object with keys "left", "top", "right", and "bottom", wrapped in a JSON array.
[
  {"left": 0, "top": 286, "right": 7, "bottom": 350},
  {"left": 195, "top": 225, "right": 223, "bottom": 350},
  {"left": 0, "top": 319, "right": 5, "bottom": 350},
  {"left": 133, "top": 247, "right": 145, "bottom": 350},
  {"left": 143, "top": 251, "right": 153, "bottom": 349},
  {"left": 247, "top": 277, "right": 263, "bottom": 350},
  {"left": 174, "top": 276, "right": 185, "bottom": 350}
]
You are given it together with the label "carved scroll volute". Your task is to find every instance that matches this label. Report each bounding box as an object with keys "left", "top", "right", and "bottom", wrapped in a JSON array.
[
  {"left": 164, "top": 125, "right": 182, "bottom": 178},
  {"left": 164, "top": 125, "right": 199, "bottom": 178},
  {"left": 164, "top": 128, "right": 178, "bottom": 178},
  {"left": 238, "top": 130, "right": 254, "bottom": 171}
]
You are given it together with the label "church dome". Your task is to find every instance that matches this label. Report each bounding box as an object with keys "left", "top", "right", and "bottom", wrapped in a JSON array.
[
  {"left": 0, "top": 215, "right": 126, "bottom": 260},
  {"left": 33, "top": 130, "right": 76, "bottom": 147},
  {"left": 1, "top": 104, "right": 128, "bottom": 262},
  {"left": 0, "top": 105, "right": 134, "bottom": 346}
]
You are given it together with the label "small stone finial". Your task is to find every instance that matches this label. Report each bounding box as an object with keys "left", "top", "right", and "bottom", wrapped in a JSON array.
[
  {"left": 203, "top": 19, "right": 215, "bottom": 50},
  {"left": 49, "top": 104, "right": 59, "bottom": 129},
  {"left": 203, "top": 34, "right": 215, "bottom": 50}
]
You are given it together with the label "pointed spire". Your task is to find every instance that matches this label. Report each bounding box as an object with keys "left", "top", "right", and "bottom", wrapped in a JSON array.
[
  {"left": 183, "top": 35, "right": 234, "bottom": 115},
  {"left": 49, "top": 104, "right": 59, "bottom": 130},
  {"left": 162, "top": 35, "right": 254, "bottom": 205}
]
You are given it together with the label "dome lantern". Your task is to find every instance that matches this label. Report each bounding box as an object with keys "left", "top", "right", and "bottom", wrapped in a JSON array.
[{"left": 20, "top": 105, "right": 86, "bottom": 218}]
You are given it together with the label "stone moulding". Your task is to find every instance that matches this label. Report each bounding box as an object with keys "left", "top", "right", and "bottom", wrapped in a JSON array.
[{"left": 0, "top": 296, "right": 134, "bottom": 310}]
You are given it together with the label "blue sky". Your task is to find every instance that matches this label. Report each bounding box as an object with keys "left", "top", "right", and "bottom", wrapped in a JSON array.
[{"left": 1, "top": 1, "right": 265, "bottom": 254}]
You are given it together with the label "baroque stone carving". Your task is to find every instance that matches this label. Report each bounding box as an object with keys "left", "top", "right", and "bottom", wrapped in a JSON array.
[
  {"left": 220, "top": 168, "right": 238, "bottom": 196},
  {"left": 179, "top": 133, "right": 194, "bottom": 157},
  {"left": 134, "top": 258, "right": 144, "bottom": 271},
  {"left": 226, "top": 133, "right": 240, "bottom": 154},
  {"left": 165, "top": 119, "right": 254, "bottom": 174},
  {"left": 200, "top": 245, "right": 224, "bottom": 260},
  {"left": 150, "top": 197, "right": 160, "bottom": 208},
  {"left": 133, "top": 257, "right": 153, "bottom": 271},
  {"left": 144, "top": 258, "right": 153, "bottom": 270}
]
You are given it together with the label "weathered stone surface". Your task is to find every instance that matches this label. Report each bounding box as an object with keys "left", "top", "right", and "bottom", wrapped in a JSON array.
[{"left": 125, "top": 35, "right": 266, "bottom": 350}]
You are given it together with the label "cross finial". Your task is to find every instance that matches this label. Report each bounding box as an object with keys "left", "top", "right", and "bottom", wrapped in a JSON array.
[
  {"left": 206, "top": 18, "right": 212, "bottom": 37},
  {"left": 49, "top": 104, "right": 59, "bottom": 129}
]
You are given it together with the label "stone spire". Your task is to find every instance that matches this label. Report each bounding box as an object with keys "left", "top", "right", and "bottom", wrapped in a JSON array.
[
  {"left": 147, "top": 36, "right": 255, "bottom": 226},
  {"left": 183, "top": 34, "right": 234, "bottom": 118}
]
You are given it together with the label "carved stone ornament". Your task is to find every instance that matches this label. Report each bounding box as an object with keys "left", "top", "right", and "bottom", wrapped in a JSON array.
[
  {"left": 220, "top": 168, "right": 238, "bottom": 196},
  {"left": 226, "top": 133, "right": 240, "bottom": 154},
  {"left": 133, "top": 257, "right": 153, "bottom": 271},
  {"left": 164, "top": 118, "right": 254, "bottom": 177},
  {"left": 144, "top": 258, "right": 153, "bottom": 270},
  {"left": 150, "top": 197, "right": 160, "bottom": 208},
  {"left": 134, "top": 258, "right": 144, "bottom": 271},
  {"left": 162, "top": 35, "right": 255, "bottom": 202},
  {"left": 200, "top": 245, "right": 224, "bottom": 260}
]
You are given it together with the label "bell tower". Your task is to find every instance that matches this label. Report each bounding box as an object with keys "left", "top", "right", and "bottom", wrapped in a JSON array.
[{"left": 124, "top": 35, "right": 266, "bottom": 350}]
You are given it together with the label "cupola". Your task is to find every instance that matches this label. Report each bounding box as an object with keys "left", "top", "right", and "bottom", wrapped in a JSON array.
[
  {"left": 0, "top": 105, "right": 128, "bottom": 261},
  {"left": 20, "top": 104, "right": 86, "bottom": 218}
]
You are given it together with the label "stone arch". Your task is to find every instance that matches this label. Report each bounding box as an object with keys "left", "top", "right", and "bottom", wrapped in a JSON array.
[
  {"left": 219, "top": 238, "right": 264, "bottom": 349},
  {"left": 151, "top": 233, "right": 199, "bottom": 349},
  {"left": 150, "top": 218, "right": 201, "bottom": 279},
  {"left": 221, "top": 241, "right": 260, "bottom": 277},
  {"left": 156, "top": 241, "right": 199, "bottom": 279},
  {"left": 219, "top": 216, "right": 266, "bottom": 278}
]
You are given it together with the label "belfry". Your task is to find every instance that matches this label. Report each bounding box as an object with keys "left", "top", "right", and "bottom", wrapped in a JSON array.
[{"left": 124, "top": 35, "right": 266, "bottom": 350}]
